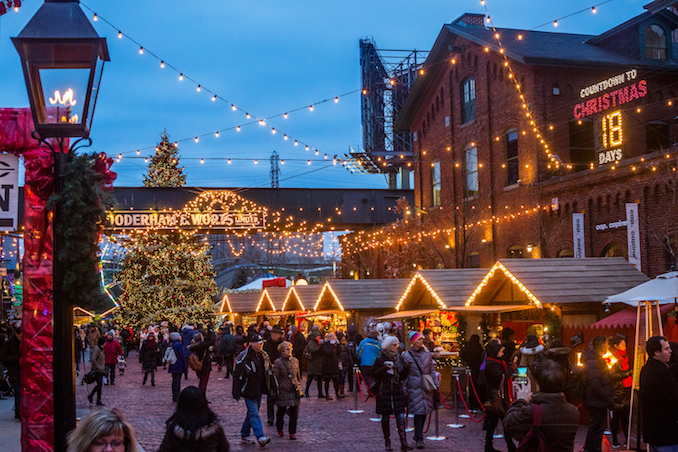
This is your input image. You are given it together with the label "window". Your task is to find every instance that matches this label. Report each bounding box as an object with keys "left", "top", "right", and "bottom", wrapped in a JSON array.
[
  {"left": 647, "top": 121, "right": 671, "bottom": 151},
  {"left": 601, "top": 243, "right": 627, "bottom": 258},
  {"left": 557, "top": 248, "right": 574, "bottom": 258},
  {"left": 431, "top": 160, "right": 441, "bottom": 207},
  {"left": 507, "top": 245, "right": 523, "bottom": 258},
  {"left": 505, "top": 129, "right": 519, "bottom": 186},
  {"left": 463, "top": 144, "right": 479, "bottom": 198},
  {"left": 645, "top": 25, "right": 667, "bottom": 60},
  {"left": 467, "top": 252, "right": 480, "bottom": 268},
  {"left": 461, "top": 78, "right": 476, "bottom": 123}
]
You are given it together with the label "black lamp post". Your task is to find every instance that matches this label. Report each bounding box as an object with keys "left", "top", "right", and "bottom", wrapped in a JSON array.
[{"left": 12, "top": 1, "right": 109, "bottom": 450}]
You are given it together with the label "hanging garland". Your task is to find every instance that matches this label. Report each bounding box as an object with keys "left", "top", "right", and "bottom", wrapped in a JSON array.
[{"left": 49, "top": 152, "right": 116, "bottom": 312}]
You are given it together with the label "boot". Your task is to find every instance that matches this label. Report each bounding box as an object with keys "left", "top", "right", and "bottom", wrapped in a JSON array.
[
  {"left": 143, "top": 374, "right": 147, "bottom": 385},
  {"left": 382, "top": 419, "right": 393, "bottom": 451},
  {"left": 338, "top": 383, "right": 347, "bottom": 398},
  {"left": 396, "top": 417, "right": 413, "bottom": 451}
]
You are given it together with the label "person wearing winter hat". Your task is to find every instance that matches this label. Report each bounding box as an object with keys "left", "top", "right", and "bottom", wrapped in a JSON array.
[
  {"left": 103, "top": 330, "right": 123, "bottom": 386},
  {"left": 402, "top": 331, "right": 434, "bottom": 449},
  {"left": 513, "top": 334, "right": 545, "bottom": 390},
  {"left": 167, "top": 332, "right": 186, "bottom": 402},
  {"left": 139, "top": 331, "right": 159, "bottom": 386}
]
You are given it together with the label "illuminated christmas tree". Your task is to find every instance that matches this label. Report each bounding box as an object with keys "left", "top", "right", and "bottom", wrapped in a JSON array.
[
  {"left": 143, "top": 130, "right": 186, "bottom": 187},
  {"left": 113, "top": 231, "right": 216, "bottom": 328}
]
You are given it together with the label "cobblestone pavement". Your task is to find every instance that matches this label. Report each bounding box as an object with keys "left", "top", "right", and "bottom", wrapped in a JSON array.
[{"left": 76, "top": 351, "right": 591, "bottom": 452}]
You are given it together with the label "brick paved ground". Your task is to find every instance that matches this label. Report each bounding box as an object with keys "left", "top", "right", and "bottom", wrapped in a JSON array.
[{"left": 76, "top": 351, "right": 592, "bottom": 452}]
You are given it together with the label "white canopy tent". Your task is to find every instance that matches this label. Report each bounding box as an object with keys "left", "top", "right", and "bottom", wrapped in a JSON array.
[{"left": 604, "top": 271, "right": 678, "bottom": 449}]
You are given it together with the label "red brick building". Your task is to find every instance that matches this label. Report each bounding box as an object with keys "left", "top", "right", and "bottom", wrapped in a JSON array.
[{"left": 346, "top": 3, "right": 678, "bottom": 279}]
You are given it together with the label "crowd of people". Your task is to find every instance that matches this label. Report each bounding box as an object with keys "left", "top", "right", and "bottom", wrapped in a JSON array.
[{"left": 3, "top": 316, "right": 678, "bottom": 452}]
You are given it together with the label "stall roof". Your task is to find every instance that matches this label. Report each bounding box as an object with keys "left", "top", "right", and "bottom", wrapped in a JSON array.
[
  {"left": 224, "top": 292, "right": 262, "bottom": 314},
  {"left": 396, "top": 269, "right": 489, "bottom": 311},
  {"left": 280, "top": 286, "right": 309, "bottom": 312},
  {"left": 315, "top": 279, "right": 411, "bottom": 312},
  {"left": 466, "top": 258, "right": 650, "bottom": 307},
  {"left": 591, "top": 304, "right": 675, "bottom": 329},
  {"left": 256, "top": 289, "right": 278, "bottom": 313}
]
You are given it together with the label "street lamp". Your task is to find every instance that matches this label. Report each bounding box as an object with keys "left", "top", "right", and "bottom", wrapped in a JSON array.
[{"left": 13, "top": 1, "right": 109, "bottom": 450}]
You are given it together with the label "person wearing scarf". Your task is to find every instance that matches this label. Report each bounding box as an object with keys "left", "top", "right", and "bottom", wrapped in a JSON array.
[
  {"left": 372, "top": 335, "right": 411, "bottom": 451},
  {"left": 608, "top": 336, "right": 632, "bottom": 448},
  {"left": 484, "top": 341, "right": 516, "bottom": 452}
]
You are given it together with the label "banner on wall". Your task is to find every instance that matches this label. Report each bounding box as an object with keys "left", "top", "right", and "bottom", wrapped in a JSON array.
[
  {"left": 573, "top": 213, "right": 585, "bottom": 258},
  {"left": 626, "top": 203, "right": 641, "bottom": 270},
  {"left": 0, "top": 153, "right": 19, "bottom": 231}
]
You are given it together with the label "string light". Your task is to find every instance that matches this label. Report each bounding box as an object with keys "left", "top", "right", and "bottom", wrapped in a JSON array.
[{"left": 139, "top": 47, "right": 144, "bottom": 54}]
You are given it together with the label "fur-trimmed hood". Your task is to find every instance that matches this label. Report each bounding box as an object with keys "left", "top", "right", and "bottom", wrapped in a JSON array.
[
  {"left": 171, "top": 422, "right": 222, "bottom": 441},
  {"left": 520, "top": 344, "right": 545, "bottom": 355}
]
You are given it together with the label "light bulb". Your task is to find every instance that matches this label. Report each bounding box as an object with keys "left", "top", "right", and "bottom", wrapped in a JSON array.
[
  {"left": 246, "top": 113, "right": 250, "bottom": 119},
  {"left": 160, "top": 61, "right": 165, "bottom": 68},
  {"left": 309, "top": 105, "right": 314, "bottom": 111},
  {"left": 196, "top": 85, "right": 201, "bottom": 92},
  {"left": 305, "top": 145, "right": 309, "bottom": 151},
  {"left": 307, "top": 160, "right": 311, "bottom": 165},
  {"left": 284, "top": 112, "right": 288, "bottom": 118},
  {"left": 212, "top": 95, "right": 217, "bottom": 101},
  {"left": 200, "top": 159, "right": 204, "bottom": 164},
  {"left": 139, "top": 47, "right": 144, "bottom": 54},
  {"left": 93, "top": 13, "right": 98, "bottom": 21},
  {"left": 228, "top": 159, "right": 231, "bottom": 164},
  {"left": 592, "top": 7, "right": 596, "bottom": 13},
  {"left": 118, "top": 31, "right": 122, "bottom": 39},
  {"left": 136, "top": 150, "right": 140, "bottom": 155},
  {"left": 553, "top": 20, "right": 558, "bottom": 27},
  {"left": 335, "top": 97, "right": 339, "bottom": 103},
  {"left": 237, "top": 126, "right": 241, "bottom": 131},
  {"left": 215, "top": 131, "right": 219, "bottom": 137},
  {"left": 254, "top": 160, "right": 258, "bottom": 164},
  {"left": 194, "top": 137, "right": 199, "bottom": 142},
  {"left": 179, "top": 74, "right": 183, "bottom": 81}
]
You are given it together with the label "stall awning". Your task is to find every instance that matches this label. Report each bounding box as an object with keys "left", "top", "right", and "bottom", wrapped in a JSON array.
[
  {"left": 591, "top": 304, "right": 675, "bottom": 328},
  {"left": 376, "top": 309, "right": 437, "bottom": 320},
  {"left": 265, "top": 310, "right": 304, "bottom": 317},
  {"left": 443, "top": 305, "right": 536, "bottom": 313},
  {"left": 297, "top": 309, "right": 342, "bottom": 318}
]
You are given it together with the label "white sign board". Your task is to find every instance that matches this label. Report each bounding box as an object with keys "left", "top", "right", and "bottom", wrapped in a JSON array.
[
  {"left": 573, "top": 213, "right": 585, "bottom": 258},
  {"left": 0, "top": 154, "right": 19, "bottom": 231},
  {"left": 626, "top": 203, "right": 641, "bottom": 270}
]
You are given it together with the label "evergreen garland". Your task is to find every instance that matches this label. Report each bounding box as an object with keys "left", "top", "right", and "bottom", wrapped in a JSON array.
[{"left": 49, "top": 152, "right": 114, "bottom": 313}]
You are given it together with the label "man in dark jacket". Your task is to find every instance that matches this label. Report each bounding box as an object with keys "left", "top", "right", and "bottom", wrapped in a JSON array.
[
  {"left": 639, "top": 335, "right": 678, "bottom": 451},
  {"left": 505, "top": 358, "right": 580, "bottom": 452},
  {"left": 0, "top": 327, "right": 21, "bottom": 419},
  {"left": 233, "top": 333, "right": 271, "bottom": 447},
  {"left": 263, "top": 326, "right": 284, "bottom": 425},
  {"left": 582, "top": 335, "right": 613, "bottom": 452}
]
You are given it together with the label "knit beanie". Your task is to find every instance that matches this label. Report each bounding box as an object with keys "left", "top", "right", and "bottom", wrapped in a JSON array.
[
  {"left": 169, "top": 332, "right": 181, "bottom": 341},
  {"left": 409, "top": 331, "right": 423, "bottom": 344}
]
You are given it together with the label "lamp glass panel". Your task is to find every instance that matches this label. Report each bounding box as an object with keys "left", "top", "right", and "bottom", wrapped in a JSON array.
[{"left": 37, "top": 68, "right": 89, "bottom": 125}]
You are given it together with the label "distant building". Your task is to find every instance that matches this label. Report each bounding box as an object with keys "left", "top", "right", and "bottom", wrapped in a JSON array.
[{"left": 348, "top": 2, "right": 678, "bottom": 278}]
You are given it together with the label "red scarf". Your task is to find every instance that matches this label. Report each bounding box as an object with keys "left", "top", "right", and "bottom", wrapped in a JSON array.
[
  {"left": 487, "top": 356, "right": 514, "bottom": 401},
  {"left": 611, "top": 348, "right": 632, "bottom": 388}
]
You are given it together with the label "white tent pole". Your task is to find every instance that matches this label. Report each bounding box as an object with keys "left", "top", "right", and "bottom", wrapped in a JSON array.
[{"left": 655, "top": 301, "right": 664, "bottom": 336}]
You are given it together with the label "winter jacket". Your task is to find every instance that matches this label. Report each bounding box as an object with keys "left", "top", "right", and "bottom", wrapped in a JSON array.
[
  {"left": 485, "top": 356, "right": 511, "bottom": 404},
  {"left": 168, "top": 340, "right": 187, "bottom": 374},
  {"left": 608, "top": 348, "right": 632, "bottom": 410},
  {"left": 337, "top": 341, "right": 352, "bottom": 371},
  {"left": 264, "top": 337, "right": 283, "bottom": 364},
  {"left": 639, "top": 358, "right": 678, "bottom": 446},
  {"left": 87, "top": 328, "right": 100, "bottom": 348},
  {"left": 504, "top": 392, "right": 580, "bottom": 452},
  {"left": 0, "top": 335, "right": 21, "bottom": 384},
  {"left": 158, "top": 421, "right": 230, "bottom": 452},
  {"left": 189, "top": 339, "right": 214, "bottom": 373},
  {"left": 305, "top": 332, "right": 323, "bottom": 376},
  {"left": 90, "top": 345, "right": 105, "bottom": 374},
  {"left": 234, "top": 334, "right": 245, "bottom": 356},
  {"left": 321, "top": 341, "right": 340, "bottom": 377},
  {"left": 220, "top": 333, "right": 237, "bottom": 357},
  {"left": 292, "top": 331, "right": 307, "bottom": 362},
  {"left": 372, "top": 352, "right": 409, "bottom": 415},
  {"left": 103, "top": 338, "right": 123, "bottom": 366},
  {"left": 233, "top": 347, "right": 271, "bottom": 400},
  {"left": 582, "top": 349, "right": 613, "bottom": 409},
  {"left": 181, "top": 326, "right": 196, "bottom": 358},
  {"left": 139, "top": 340, "right": 159, "bottom": 371},
  {"left": 402, "top": 347, "right": 435, "bottom": 415},
  {"left": 357, "top": 337, "right": 381, "bottom": 367},
  {"left": 272, "top": 356, "right": 302, "bottom": 407}
]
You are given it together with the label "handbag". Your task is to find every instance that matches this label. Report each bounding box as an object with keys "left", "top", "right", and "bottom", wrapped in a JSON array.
[
  {"left": 484, "top": 374, "right": 507, "bottom": 417},
  {"left": 408, "top": 351, "right": 438, "bottom": 393},
  {"left": 83, "top": 370, "right": 97, "bottom": 385},
  {"left": 188, "top": 352, "right": 205, "bottom": 372}
]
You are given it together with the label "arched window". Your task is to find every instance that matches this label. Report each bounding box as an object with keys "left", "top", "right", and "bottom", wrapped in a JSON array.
[
  {"left": 601, "top": 243, "right": 627, "bottom": 258},
  {"left": 461, "top": 78, "right": 476, "bottom": 123},
  {"left": 645, "top": 25, "right": 667, "bottom": 59},
  {"left": 507, "top": 245, "right": 523, "bottom": 258},
  {"left": 467, "top": 251, "right": 481, "bottom": 268},
  {"left": 463, "top": 143, "right": 479, "bottom": 198},
  {"left": 505, "top": 129, "right": 519, "bottom": 186},
  {"left": 557, "top": 248, "right": 574, "bottom": 258}
]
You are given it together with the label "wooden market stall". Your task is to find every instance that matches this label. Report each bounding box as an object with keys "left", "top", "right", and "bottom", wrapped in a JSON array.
[
  {"left": 218, "top": 292, "right": 262, "bottom": 327},
  {"left": 287, "top": 284, "right": 326, "bottom": 330},
  {"left": 256, "top": 286, "right": 305, "bottom": 326}
]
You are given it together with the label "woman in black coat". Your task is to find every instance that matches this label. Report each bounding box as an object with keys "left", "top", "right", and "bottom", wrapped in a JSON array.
[
  {"left": 372, "top": 335, "right": 411, "bottom": 451},
  {"left": 321, "top": 333, "right": 341, "bottom": 400},
  {"left": 484, "top": 341, "right": 516, "bottom": 452},
  {"left": 139, "top": 332, "right": 159, "bottom": 386}
]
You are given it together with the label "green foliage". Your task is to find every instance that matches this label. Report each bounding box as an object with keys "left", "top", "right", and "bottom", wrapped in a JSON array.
[
  {"left": 143, "top": 131, "right": 186, "bottom": 187},
  {"left": 49, "top": 152, "right": 114, "bottom": 313},
  {"left": 544, "top": 309, "right": 562, "bottom": 340},
  {"left": 113, "top": 232, "right": 216, "bottom": 328}
]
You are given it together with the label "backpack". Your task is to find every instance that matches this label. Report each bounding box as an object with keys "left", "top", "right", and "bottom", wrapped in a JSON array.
[
  {"left": 347, "top": 339, "right": 357, "bottom": 362},
  {"left": 565, "top": 365, "right": 587, "bottom": 399},
  {"left": 163, "top": 344, "right": 177, "bottom": 365},
  {"left": 516, "top": 404, "right": 549, "bottom": 452},
  {"left": 221, "top": 334, "right": 236, "bottom": 356}
]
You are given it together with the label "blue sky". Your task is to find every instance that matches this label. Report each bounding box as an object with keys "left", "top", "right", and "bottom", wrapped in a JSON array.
[{"left": 0, "top": 0, "right": 642, "bottom": 189}]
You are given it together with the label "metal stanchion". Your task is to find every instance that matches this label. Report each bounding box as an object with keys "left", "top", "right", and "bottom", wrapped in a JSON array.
[
  {"left": 348, "top": 365, "right": 364, "bottom": 414},
  {"left": 426, "top": 406, "right": 446, "bottom": 441},
  {"left": 447, "top": 372, "right": 465, "bottom": 428}
]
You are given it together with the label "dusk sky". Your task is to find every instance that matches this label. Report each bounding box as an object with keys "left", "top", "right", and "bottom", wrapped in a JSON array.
[{"left": 0, "top": 0, "right": 642, "bottom": 189}]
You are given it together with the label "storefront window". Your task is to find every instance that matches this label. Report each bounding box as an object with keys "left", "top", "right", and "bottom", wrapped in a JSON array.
[{"left": 601, "top": 242, "right": 627, "bottom": 258}]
